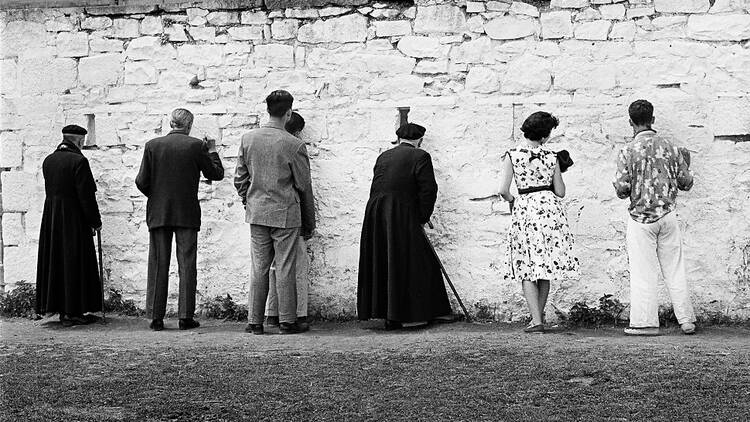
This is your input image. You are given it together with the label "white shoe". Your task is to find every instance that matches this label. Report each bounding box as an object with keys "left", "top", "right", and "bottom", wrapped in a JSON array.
[
  {"left": 623, "top": 327, "right": 660, "bottom": 336},
  {"left": 681, "top": 322, "right": 696, "bottom": 335}
]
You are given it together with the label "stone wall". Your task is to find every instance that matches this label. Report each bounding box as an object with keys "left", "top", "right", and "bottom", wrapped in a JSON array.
[{"left": 2, "top": 0, "right": 750, "bottom": 320}]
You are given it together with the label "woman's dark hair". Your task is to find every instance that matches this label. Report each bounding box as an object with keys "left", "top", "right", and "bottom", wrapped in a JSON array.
[
  {"left": 285, "top": 112, "right": 305, "bottom": 135},
  {"left": 266, "top": 90, "right": 294, "bottom": 118},
  {"left": 628, "top": 99, "right": 654, "bottom": 126},
  {"left": 520, "top": 111, "right": 559, "bottom": 141}
]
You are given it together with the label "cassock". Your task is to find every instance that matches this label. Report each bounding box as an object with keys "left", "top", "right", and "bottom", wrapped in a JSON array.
[
  {"left": 36, "top": 139, "right": 102, "bottom": 316},
  {"left": 357, "top": 125, "right": 451, "bottom": 323}
]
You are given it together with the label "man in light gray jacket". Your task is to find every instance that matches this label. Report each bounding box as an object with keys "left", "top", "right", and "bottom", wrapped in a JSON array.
[{"left": 234, "top": 90, "right": 315, "bottom": 335}]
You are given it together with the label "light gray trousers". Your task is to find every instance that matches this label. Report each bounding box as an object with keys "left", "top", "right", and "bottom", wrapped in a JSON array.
[{"left": 248, "top": 224, "right": 299, "bottom": 324}]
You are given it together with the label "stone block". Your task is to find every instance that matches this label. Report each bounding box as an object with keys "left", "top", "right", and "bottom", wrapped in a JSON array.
[
  {"left": 285, "top": 8, "right": 319, "bottom": 18},
  {"left": 207, "top": 11, "right": 240, "bottom": 26},
  {"left": 140, "top": 16, "right": 164, "bottom": 35},
  {"left": 465, "top": 67, "right": 500, "bottom": 93},
  {"left": 319, "top": 7, "right": 351, "bottom": 17},
  {"left": 45, "top": 16, "right": 75, "bottom": 32},
  {"left": 124, "top": 62, "right": 158, "bottom": 85},
  {"left": 575, "top": 7, "right": 602, "bottom": 22},
  {"left": 467, "top": 15, "right": 485, "bottom": 33},
  {"left": 1, "top": 21, "right": 49, "bottom": 58},
  {"left": 510, "top": 2, "right": 540, "bottom": 17},
  {"left": 397, "top": 36, "right": 449, "bottom": 58},
  {"left": 112, "top": 19, "right": 140, "bottom": 39},
  {"left": 369, "top": 74, "right": 424, "bottom": 98},
  {"left": 609, "top": 20, "right": 636, "bottom": 40},
  {"left": 599, "top": 3, "right": 626, "bottom": 20},
  {"left": 414, "top": 59, "right": 449, "bottom": 74},
  {"left": 56, "top": 32, "right": 89, "bottom": 58},
  {"left": 272, "top": 19, "right": 299, "bottom": 40},
  {"left": 297, "top": 13, "right": 367, "bottom": 43},
  {"left": 241, "top": 11, "right": 269, "bottom": 24},
  {"left": 126, "top": 36, "right": 167, "bottom": 61},
  {"left": 79, "top": 53, "right": 122, "bottom": 87},
  {"left": 413, "top": 5, "right": 467, "bottom": 34},
  {"left": 466, "top": 2, "right": 486, "bottom": 13},
  {"left": 90, "top": 37, "right": 124, "bottom": 53},
  {"left": 485, "top": 16, "right": 538, "bottom": 40},
  {"left": 574, "top": 20, "right": 611, "bottom": 40},
  {"left": 501, "top": 55, "right": 552, "bottom": 93},
  {"left": 81, "top": 16, "right": 113, "bottom": 31},
  {"left": 654, "top": 0, "right": 710, "bottom": 13},
  {"left": 227, "top": 26, "right": 264, "bottom": 41},
  {"left": 711, "top": 97, "right": 750, "bottom": 136},
  {"left": 551, "top": 0, "right": 590, "bottom": 8},
  {"left": 374, "top": 20, "right": 412, "bottom": 37},
  {"left": 553, "top": 56, "right": 617, "bottom": 90},
  {"left": 541, "top": 11, "right": 573, "bottom": 39},
  {"left": 17, "top": 49, "right": 77, "bottom": 95},
  {"left": 0, "top": 131, "right": 22, "bottom": 168},
  {"left": 3, "top": 246, "right": 36, "bottom": 283},
  {"left": 626, "top": 7, "right": 655, "bottom": 19},
  {"left": 0, "top": 59, "right": 17, "bottom": 95},
  {"left": 1, "top": 171, "right": 34, "bottom": 211},
  {"left": 687, "top": 14, "right": 750, "bottom": 41},
  {"left": 486, "top": 1, "right": 511, "bottom": 12},
  {"left": 166, "top": 24, "right": 189, "bottom": 42},
  {"left": 254, "top": 43, "right": 295, "bottom": 68},
  {"left": 188, "top": 26, "right": 217, "bottom": 42},
  {"left": 187, "top": 8, "right": 209, "bottom": 26},
  {"left": 178, "top": 44, "right": 224, "bottom": 66},
  {"left": 2, "top": 213, "right": 24, "bottom": 246}
]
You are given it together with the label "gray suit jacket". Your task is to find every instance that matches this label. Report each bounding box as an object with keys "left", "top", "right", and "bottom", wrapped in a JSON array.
[{"left": 234, "top": 122, "right": 315, "bottom": 236}]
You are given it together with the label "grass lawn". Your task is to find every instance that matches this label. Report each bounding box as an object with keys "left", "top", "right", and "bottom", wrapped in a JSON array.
[{"left": 1, "top": 317, "right": 749, "bottom": 421}]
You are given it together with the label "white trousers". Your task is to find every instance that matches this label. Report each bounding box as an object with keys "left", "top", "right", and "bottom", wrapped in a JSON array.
[
  {"left": 626, "top": 212, "right": 696, "bottom": 327},
  {"left": 265, "top": 237, "right": 309, "bottom": 318}
]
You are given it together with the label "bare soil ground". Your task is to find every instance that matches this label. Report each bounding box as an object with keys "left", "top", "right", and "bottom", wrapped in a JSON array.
[{"left": 1, "top": 316, "right": 749, "bottom": 421}]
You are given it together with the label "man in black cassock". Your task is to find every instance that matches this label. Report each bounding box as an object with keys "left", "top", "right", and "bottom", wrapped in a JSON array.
[
  {"left": 357, "top": 123, "right": 453, "bottom": 330},
  {"left": 36, "top": 125, "right": 103, "bottom": 327}
]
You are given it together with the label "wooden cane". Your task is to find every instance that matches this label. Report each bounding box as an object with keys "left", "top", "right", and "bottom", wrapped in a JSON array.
[
  {"left": 97, "top": 230, "right": 106, "bottom": 323},
  {"left": 422, "top": 224, "right": 472, "bottom": 322}
]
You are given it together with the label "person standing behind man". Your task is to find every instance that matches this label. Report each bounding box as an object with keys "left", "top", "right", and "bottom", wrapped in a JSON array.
[
  {"left": 357, "top": 123, "right": 454, "bottom": 330},
  {"left": 613, "top": 99, "right": 696, "bottom": 336},
  {"left": 234, "top": 91, "right": 315, "bottom": 335},
  {"left": 36, "top": 125, "right": 103, "bottom": 327},
  {"left": 135, "top": 108, "right": 224, "bottom": 331},
  {"left": 264, "top": 112, "right": 313, "bottom": 332}
]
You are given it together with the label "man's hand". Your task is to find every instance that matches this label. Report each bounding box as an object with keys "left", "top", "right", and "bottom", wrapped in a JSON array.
[
  {"left": 203, "top": 137, "right": 217, "bottom": 153},
  {"left": 92, "top": 225, "right": 102, "bottom": 236},
  {"left": 302, "top": 230, "right": 313, "bottom": 241}
]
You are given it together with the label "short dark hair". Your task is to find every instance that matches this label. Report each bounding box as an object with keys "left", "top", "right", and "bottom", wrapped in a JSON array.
[
  {"left": 285, "top": 112, "right": 305, "bottom": 135},
  {"left": 520, "top": 111, "right": 559, "bottom": 141},
  {"left": 629, "top": 100, "right": 654, "bottom": 126},
  {"left": 266, "top": 90, "right": 294, "bottom": 118}
]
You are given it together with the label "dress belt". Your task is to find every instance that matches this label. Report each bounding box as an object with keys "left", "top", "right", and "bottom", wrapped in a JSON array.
[{"left": 517, "top": 185, "right": 553, "bottom": 195}]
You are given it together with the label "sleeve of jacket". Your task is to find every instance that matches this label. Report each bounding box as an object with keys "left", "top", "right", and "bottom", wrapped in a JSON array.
[
  {"left": 197, "top": 143, "right": 225, "bottom": 181},
  {"left": 75, "top": 158, "right": 102, "bottom": 229},
  {"left": 612, "top": 147, "right": 632, "bottom": 199},
  {"left": 415, "top": 152, "right": 438, "bottom": 224},
  {"left": 292, "top": 143, "right": 316, "bottom": 236},
  {"left": 233, "top": 143, "right": 250, "bottom": 202},
  {"left": 135, "top": 144, "right": 151, "bottom": 197}
]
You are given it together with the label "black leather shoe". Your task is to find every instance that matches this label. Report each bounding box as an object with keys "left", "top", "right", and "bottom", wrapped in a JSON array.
[
  {"left": 384, "top": 320, "right": 403, "bottom": 331},
  {"left": 264, "top": 315, "right": 280, "bottom": 327},
  {"left": 245, "top": 323, "right": 264, "bottom": 335},
  {"left": 179, "top": 318, "right": 200, "bottom": 330},
  {"left": 280, "top": 322, "right": 309, "bottom": 334},
  {"left": 149, "top": 319, "right": 164, "bottom": 331}
]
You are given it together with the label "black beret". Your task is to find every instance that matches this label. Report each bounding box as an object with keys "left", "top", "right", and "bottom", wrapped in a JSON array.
[
  {"left": 395, "top": 123, "right": 426, "bottom": 141},
  {"left": 62, "top": 125, "right": 87, "bottom": 135}
]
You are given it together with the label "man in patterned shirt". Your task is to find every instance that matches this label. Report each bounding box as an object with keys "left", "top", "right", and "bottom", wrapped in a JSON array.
[{"left": 613, "top": 99, "right": 696, "bottom": 336}]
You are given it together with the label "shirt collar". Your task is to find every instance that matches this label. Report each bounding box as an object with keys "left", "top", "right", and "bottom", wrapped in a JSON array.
[
  {"left": 399, "top": 141, "right": 418, "bottom": 148},
  {"left": 57, "top": 139, "right": 83, "bottom": 155},
  {"left": 168, "top": 129, "right": 190, "bottom": 135},
  {"left": 263, "top": 121, "right": 285, "bottom": 130},
  {"left": 634, "top": 129, "right": 656, "bottom": 140}
]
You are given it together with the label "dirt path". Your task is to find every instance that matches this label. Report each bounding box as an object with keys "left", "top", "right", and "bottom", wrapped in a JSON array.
[{"left": 2, "top": 317, "right": 749, "bottom": 421}]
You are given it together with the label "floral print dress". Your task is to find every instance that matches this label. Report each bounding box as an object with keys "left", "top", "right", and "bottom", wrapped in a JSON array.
[{"left": 506, "top": 146, "right": 578, "bottom": 282}]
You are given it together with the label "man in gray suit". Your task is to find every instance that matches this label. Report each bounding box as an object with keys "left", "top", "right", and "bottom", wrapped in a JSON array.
[{"left": 234, "top": 90, "right": 315, "bottom": 335}]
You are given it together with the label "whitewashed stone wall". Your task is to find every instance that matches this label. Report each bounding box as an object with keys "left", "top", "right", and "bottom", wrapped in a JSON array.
[{"left": 2, "top": 0, "right": 750, "bottom": 320}]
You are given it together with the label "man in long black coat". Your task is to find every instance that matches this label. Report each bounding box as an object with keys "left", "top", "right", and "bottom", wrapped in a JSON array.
[
  {"left": 135, "top": 108, "right": 224, "bottom": 331},
  {"left": 357, "top": 123, "right": 453, "bottom": 330},
  {"left": 36, "top": 125, "right": 103, "bottom": 327}
]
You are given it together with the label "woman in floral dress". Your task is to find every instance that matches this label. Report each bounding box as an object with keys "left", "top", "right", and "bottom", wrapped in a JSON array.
[{"left": 498, "top": 112, "right": 578, "bottom": 333}]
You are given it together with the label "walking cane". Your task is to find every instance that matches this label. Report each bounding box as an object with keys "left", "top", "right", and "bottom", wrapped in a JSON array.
[
  {"left": 97, "top": 230, "right": 106, "bottom": 323},
  {"left": 422, "top": 223, "right": 472, "bottom": 322}
]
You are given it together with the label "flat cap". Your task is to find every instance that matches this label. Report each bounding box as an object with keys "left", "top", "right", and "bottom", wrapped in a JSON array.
[
  {"left": 62, "top": 124, "right": 87, "bottom": 135},
  {"left": 395, "top": 122, "right": 426, "bottom": 141}
]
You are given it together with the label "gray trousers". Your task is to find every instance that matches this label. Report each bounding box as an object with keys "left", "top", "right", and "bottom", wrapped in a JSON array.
[
  {"left": 248, "top": 224, "right": 299, "bottom": 324},
  {"left": 145, "top": 227, "right": 198, "bottom": 320},
  {"left": 265, "top": 237, "right": 309, "bottom": 318}
]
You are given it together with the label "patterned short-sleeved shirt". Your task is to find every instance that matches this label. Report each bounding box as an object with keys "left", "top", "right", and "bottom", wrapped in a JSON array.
[
  {"left": 507, "top": 146, "right": 556, "bottom": 190},
  {"left": 612, "top": 130, "right": 693, "bottom": 224}
]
